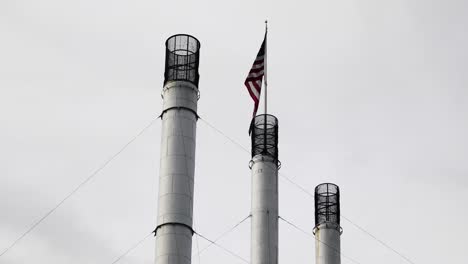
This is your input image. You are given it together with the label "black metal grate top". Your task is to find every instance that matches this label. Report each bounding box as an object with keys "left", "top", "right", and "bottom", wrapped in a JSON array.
[
  {"left": 250, "top": 114, "right": 279, "bottom": 162},
  {"left": 315, "top": 183, "right": 340, "bottom": 226},
  {"left": 164, "top": 34, "right": 200, "bottom": 87}
]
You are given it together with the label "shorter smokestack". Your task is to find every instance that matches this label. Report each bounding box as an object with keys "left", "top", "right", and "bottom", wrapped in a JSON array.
[{"left": 314, "top": 183, "right": 342, "bottom": 264}]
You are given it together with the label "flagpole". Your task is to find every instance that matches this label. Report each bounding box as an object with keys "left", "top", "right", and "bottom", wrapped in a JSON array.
[
  {"left": 264, "top": 20, "right": 268, "bottom": 115},
  {"left": 263, "top": 21, "right": 268, "bottom": 156}
]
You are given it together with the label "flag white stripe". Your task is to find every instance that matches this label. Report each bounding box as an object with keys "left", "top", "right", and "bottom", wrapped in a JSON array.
[
  {"left": 248, "top": 82, "right": 260, "bottom": 99},
  {"left": 247, "top": 70, "right": 264, "bottom": 78},
  {"left": 254, "top": 55, "right": 264, "bottom": 61},
  {"left": 251, "top": 62, "right": 264, "bottom": 70},
  {"left": 255, "top": 80, "right": 262, "bottom": 89}
]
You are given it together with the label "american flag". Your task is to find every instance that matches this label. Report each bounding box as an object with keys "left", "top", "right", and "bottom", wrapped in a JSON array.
[{"left": 244, "top": 35, "right": 266, "bottom": 117}]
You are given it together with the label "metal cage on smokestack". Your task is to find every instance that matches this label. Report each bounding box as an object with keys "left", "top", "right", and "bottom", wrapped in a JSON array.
[
  {"left": 154, "top": 34, "right": 200, "bottom": 264},
  {"left": 250, "top": 114, "right": 280, "bottom": 264},
  {"left": 314, "top": 183, "right": 342, "bottom": 264}
]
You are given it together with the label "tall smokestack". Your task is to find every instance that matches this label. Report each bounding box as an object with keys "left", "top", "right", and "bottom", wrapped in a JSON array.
[
  {"left": 250, "top": 114, "right": 279, "bottom": 264},
  {"left": 154, "top": 34, "right": 200, "bottom": 264},
  {"left": 314, "top": 183, "right": 342, "bottom": 264}
]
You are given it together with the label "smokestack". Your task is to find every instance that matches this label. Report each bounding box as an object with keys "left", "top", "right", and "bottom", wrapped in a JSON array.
[
  {"left": 250, "top": 114, "right": 279, "bottom": 264},
  {"left": 314, "top": 183, "right": 342, "bottom": 264},
  {"left": 154, "top": 34, "right": 200, "bottom": 264}
]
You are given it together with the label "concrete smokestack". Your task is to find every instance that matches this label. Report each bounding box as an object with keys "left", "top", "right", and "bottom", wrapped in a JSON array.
[
  {"left": 154, "top": 34, "right": 200, "bottom": 264},
  {"left": 250, "top": 114, "right": 279, "bottom": 264},
  {"left": 314, "top": 183, "right": 342, "bottom": 264}
]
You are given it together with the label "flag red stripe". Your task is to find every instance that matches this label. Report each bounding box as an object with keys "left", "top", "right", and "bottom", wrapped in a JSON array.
[
  {"left": 253, "top": 59, "right": 264, "bottom": 65},
  {"left": 248, "top": 67, "right": 264, "bottom": 74},
  {"left": 246, "top": 85, "right": 259, "bottom": 102},
  {"left": 251, "top": 80, "right": 261, "bottom": 92},
  {"left": 245, "top": 76, "right": 263, "bottom": 83}
]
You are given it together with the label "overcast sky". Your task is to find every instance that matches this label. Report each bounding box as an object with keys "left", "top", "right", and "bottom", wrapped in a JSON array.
[{"left": 1, "top": 0, "right": 468, "bottom": 263}]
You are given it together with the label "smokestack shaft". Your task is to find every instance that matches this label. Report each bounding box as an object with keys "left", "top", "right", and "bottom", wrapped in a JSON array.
[
  {"left": 251, "top": 156, "right": 278, "bottom": 264},
  {"left": 314, "top": 183, "right": 342, "bottom": 264},
  {"left": 315, "top": 224, "right": 341, "bottom": 264},
  {"left": 155, "top": 82, "right": 198, "bottom": 264}
]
